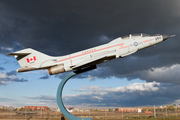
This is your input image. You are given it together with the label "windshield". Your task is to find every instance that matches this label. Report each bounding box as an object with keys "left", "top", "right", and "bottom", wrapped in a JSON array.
[
  {"left": 142, "top": 33, "right": 150, "bottom": 37},
  {"left": 121, "top": 33, "right": 150, "bottom": 39},
  {"left": 132, "top": 33, "right": 141, "bottom": 36}
]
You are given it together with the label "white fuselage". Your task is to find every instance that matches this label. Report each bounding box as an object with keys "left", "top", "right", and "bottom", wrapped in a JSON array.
[
  {"left": 11, "top": 33, "right": 167, "bottom": 75},
  {"left": 53, "top": 35, "right": 163, "bottom": 72}
]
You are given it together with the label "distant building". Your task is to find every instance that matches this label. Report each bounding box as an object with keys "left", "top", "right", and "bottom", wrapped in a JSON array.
[
  {"left": 3, "top": 106, "right": 14, "bottom": 110},
  {"left": 73, "top": 108, "right": 79, "bottom": 112},
  {"left": 24, "top": 106, "right": 49, "bottom": 111},
  {"left": 145, "top": 111, "right": 152, "bottom": 113},
  {"left": 118, "top": 108, "right": 137, "bottom": 112}
]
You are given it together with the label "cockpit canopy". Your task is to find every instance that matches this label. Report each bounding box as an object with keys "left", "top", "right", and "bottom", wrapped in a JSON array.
[{"left": 121, "top": 33, "right": 150, "bottom": 39}]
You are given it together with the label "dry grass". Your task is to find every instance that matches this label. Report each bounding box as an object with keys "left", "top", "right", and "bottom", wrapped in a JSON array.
[{"left": 1, "top": 109, "right": 180, "bottom": 120}]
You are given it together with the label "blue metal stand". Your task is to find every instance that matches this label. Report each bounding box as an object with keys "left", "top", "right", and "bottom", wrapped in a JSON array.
[{"left": 57, "top": 66, "right": 96, "bottom": 120}]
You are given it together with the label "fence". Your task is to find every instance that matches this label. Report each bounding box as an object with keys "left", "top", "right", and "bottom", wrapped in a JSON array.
[{"left": 0, "top": 107, "right": 180, "bottom": 120}]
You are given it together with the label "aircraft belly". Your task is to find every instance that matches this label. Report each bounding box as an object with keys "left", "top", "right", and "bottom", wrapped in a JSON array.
[
  {"left": 71, "top": 55, "right": 89, "bottom": 66},
  {"left": 71, "top": 49, "right": 116, "bottom": 69},
  {"left": 119, "top": 47, "right": 129, "bottom": 57},
  {"left": 73, "top": 56, "right": 115, "bottom": 70}
]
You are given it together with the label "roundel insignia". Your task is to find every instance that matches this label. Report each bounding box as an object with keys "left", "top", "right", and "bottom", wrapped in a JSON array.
[{"left": 134, "top": 42, "right": 138, "bottom": 46}]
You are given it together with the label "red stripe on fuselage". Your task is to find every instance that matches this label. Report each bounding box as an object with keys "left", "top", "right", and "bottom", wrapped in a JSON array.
[
  {"left": 56, "top": 38, "right": 152, "bottom": 63},
  {"left": 56, "top": 43, "right": 124, "bottom": 63},
  {"left": 143, "top": 39, "right": 153, "bottom": 43}
]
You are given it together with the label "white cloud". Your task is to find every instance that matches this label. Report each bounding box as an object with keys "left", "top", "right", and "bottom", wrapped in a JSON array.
[
  {"left": 87, "top": 75, "right": 95, "bottom": 80},
  {"left": 92, "top": 96, "right": 103, "bottom": 100},
  {"left": 1, "top": 47, "right": 13, "bottom": 51},
  {"left": 26, "top": 95, "right": 56, "bottom": 100},
  {"left": 0, "top": 73, "right": 8, "bottom": 78},
  {"left": 61, "top": 82, "right": 180, "bottom": 107},
  {"left": 0, "top": 71, "right": 28, "bottom": 85},
  {"left": 140, "top": 64, "right": 180, "bottom": 84},
  {"left": 78, "top": 82, "right": 159, "bottom": 93},
  {"left": 24, "top": 81, "right": 180, "bottom": 107},
  {"left": 0, "top": 73, "right": 11, "bottom": 85},
  {"left": 98, "top": 35, "right": 110, "bottom": 42},
  {"left": 25, "top": 95, "right": 57, "bottom": 107}
]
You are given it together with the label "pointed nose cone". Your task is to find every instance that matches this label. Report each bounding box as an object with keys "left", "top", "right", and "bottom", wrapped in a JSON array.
[{"left": 162, "top": 35, "right": 169, "bottom": 41}]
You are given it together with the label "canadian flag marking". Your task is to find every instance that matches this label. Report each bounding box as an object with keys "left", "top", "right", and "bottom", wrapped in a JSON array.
[{"left": 27, "top": 56, "right": 36, "bottom": 63}]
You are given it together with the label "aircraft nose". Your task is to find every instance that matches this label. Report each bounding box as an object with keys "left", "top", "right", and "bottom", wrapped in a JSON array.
[{"left": 162, "top": 35, "right": 169, "bottom": 41}]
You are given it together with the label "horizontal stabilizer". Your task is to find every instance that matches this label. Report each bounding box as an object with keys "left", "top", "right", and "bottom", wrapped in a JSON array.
[{"left": 6, "top": 53, "right": 31, "bottom": 56}]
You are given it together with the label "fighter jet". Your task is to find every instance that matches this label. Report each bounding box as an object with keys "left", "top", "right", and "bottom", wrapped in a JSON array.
[{"left": 7, "top": 33, "right": 170, "bottom": 75}]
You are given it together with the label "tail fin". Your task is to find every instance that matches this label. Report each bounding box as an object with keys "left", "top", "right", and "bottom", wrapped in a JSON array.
[{"left": 6, "top": 48, "right": 51, "bottom": 67}]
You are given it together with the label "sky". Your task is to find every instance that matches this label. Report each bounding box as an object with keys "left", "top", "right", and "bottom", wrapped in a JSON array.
[{"left": 1, "top": 0, "right": 180, "bottom": 108}]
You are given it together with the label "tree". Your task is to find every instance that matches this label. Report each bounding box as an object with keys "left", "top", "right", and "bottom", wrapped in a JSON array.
[{"left": 109, "top": 108, "right": 113, "bottom": 112}]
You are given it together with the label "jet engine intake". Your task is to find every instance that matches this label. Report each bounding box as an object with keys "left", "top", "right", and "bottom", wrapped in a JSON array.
[{"left": 48, "top": 64, "right": 65, "bottom": 75}]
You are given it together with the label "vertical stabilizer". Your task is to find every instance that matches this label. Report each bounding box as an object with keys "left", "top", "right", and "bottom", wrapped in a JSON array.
[{"left": 6, "top": 48, "right": 51, "bottom": 67}]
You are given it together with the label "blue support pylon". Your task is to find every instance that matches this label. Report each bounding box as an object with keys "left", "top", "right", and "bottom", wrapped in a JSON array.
[{"left": 57, "top": 65, "right": 96, "bottom": 120}]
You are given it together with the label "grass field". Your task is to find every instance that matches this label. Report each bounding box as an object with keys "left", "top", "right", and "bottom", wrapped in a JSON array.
[{"left": 1, "top": 109, "right": 180, "bottom": 120}]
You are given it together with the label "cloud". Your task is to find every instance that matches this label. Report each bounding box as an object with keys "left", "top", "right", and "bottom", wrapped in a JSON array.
[
  {"left": 0, "top": 47, "right": 13, "bottom": 54},
  {"left": 26, "top": 82, "right": 180, "bottom": 107},
  {"left": 26, "top": 95, "right": 56, "bottom": 101},
  {"left": 139, "top": 64, "right": 180, "bottom": 84},
  {"left": 1, "top": 0, "right": 180, "bottom": 109},
  {"left": 0, "top": 70, "right": 28, "bottom": 85},
  {"left": 55, "top": 56, "right": 180, "bottom": 85},
  {"left": 0, "top": 67, "right": 5, "bottom": 71},
  {"left": 0, "top": 97, "right": 17, "bottom": 102},
  {"left": 39, "top": 74, "right": 50, "bottom": 80},
  {"left": 62, "top": 82, "right": 180, "bottom": 107},
  {"left": 0, "top": 1, "right": 179, "bottom": 56},
  {"left": 0, "top": 43, "right": 23, "bottom": 55},
  {"left": 25, "top": 95, "right": 57, "bottom": 107},
  {"left": 0, "top": 1, "right": 180, "bottom": 85},
  {"left": 6, "top": 70, "right": 17, "bottom": 76}
]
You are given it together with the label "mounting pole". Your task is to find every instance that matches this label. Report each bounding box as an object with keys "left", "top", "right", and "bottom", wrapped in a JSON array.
[{"left": 57, "top": 65, "right": 96, "bottom": 120}]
